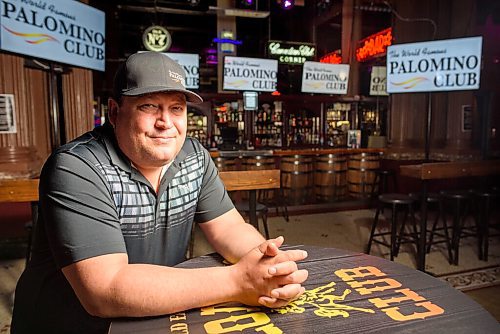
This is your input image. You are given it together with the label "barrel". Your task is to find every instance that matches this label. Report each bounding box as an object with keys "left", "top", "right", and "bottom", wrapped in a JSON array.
[
  {"left": 242, "top": 156, "right": 276, "bottom": 171},
  {"left": 347, "top": 153, "right": 381, "bottom": 198},
  {"left": 213, "top": 157, "right": 237, "bottom": 171},
  {"left": 314, "top": 154, "right": 348, "bottom": 202},
  {"left": 281, "top": 155, "right": 314, "bottom": 205}
]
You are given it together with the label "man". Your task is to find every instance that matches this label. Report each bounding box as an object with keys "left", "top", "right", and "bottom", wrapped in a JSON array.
[{"left": 11, "top": 51, "right": 308, "bottom": 333}]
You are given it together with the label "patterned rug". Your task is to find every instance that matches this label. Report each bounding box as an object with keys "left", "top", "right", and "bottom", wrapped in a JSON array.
[{"left": 438, "top": 266, "right": 500, "bottom": 291}]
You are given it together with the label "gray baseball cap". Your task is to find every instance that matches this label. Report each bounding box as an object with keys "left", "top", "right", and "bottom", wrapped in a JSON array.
[{"left": 113, "top": 51, "right": 203, "bottom": 104}]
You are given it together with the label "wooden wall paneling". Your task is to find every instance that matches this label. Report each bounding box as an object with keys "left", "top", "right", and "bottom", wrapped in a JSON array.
[
  {"left": 0, "top": 53, "right": 49, "bottom": 177},
  {"left": 24, "top": 66, "right": 51, "bottom": 163},
  {"left": 62, "top": 67, "right": 94, "bottom": 141}
]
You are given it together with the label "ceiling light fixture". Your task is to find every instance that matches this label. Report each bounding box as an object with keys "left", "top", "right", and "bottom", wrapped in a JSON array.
[{"left": 278, "top": 0, "right": 295, "bottom": 10}]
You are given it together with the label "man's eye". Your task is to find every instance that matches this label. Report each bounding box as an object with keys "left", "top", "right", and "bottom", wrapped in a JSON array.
[
  {"left": 171, "top": 106, "right": 185, "bottom": 114},
  {"left": 138, "top": 104, "right": 159, "bottom": 113}
]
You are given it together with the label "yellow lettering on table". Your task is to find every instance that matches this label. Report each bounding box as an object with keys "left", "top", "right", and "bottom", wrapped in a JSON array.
[
  {"left": 382, "top": 301, "right": 445, "bottom": 321},
  {"left": 348, "top": 278, "right": 402, "bottom": 295},
  {"left": 170, "top": 322, "right": 189, "bottom": 333},
  {"left": 368, "top": 288, "right": 425, "bottom": 308},
  {"left": 204, "top": 313, "right": 271, "bottom": 334},
  {"left": 256, "top": 323, "right": 284, "bottom": 334},
  {"left": 201, "top": 306, "right": 259, "bottom": 316},
  {"left": 335, "top": 266, "right": 386, "bottom": 282},
  {"left": 170, "top": 312, "right": 187, "bottom": 321}
]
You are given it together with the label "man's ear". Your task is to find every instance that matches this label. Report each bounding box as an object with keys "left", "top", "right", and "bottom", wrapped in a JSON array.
[{"left": 108, "top": 98, "right": 119, "bottom": 127}]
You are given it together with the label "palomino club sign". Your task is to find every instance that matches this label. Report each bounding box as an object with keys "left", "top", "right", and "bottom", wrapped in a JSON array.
[
  {"left": 267, "top": 41, "right": 315, "bottom": 65},
  {"left": 0, "top": 0, "right": 105, "bottom": 71},
  {"left": 370, "top": 66, "right": 388, "bottom": 96},
  {"left": 387, "top": 36, "right": 482, "bottom": 93},
  {"left": 301, "top": 61, "right": 350, "bottom": 95},
  {"left": 223, "top": 56, "right": 278, "bottom": 92}
]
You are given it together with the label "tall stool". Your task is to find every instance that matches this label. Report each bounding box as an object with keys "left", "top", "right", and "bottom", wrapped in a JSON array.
[
  {"left": 470, "top": 187, "right": 500, "bottom": 261},
  {"left": 409, "top": 192, "right": 452, "bottom": 262},
  {"left": 243, "top": 155, "right": 288, "bottom": 221},
  {"left": 235, "top": 201, "right": 270, "bottom": 239},
  {"left": 366, "top": 193, "right": 417, "bottom": 261},
  {"left": 370, "top": 169, "right": 397, "bottom": 197},
  {"left": 440, "top": 190, "right": 477, "bottom": 265}
]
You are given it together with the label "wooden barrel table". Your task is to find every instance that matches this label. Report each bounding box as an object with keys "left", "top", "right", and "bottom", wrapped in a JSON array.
[
  {"left": 314, "top": 154, "right": 348, "bottom": 202},
  {"left": 281, "top": 155, "right": 314, "bottom": 205},
  {"left": 347, "top": 152, "right": 381, "bottom": 198}
]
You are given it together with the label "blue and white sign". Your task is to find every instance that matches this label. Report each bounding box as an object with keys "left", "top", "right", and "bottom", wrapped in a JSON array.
[
  {"left": 223, "top": 56, "right": 278, "bottom": 92},
  {"left": 301, "top": 61, "right": 350, "bottom": 95},
  {"left": 164, "top": 52, "right": 199, "bottom": 89},
  {"left": 0, "top": 0, "right": 105, "bottom": 71},
  {"left": 387, "top": 37, "right": 482, "bottom": 93}
]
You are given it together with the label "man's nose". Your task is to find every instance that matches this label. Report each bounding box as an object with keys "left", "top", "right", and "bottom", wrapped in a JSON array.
[{"left": 156, "top": 110, "right": 173, "bottom": 128}]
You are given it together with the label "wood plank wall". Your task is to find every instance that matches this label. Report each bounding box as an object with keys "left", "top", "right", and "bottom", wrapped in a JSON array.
[{"left": 0, "top": 52, "right": 94, "bottom": 178}]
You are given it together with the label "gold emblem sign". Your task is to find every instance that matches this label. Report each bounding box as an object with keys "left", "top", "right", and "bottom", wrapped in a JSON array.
[{"left": 143, "top": 25, "right": 171, "bottom": 52}]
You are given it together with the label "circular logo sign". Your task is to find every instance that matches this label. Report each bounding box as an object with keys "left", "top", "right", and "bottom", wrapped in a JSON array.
[{"left": 142, "top": 25, "right": 171, "bottom": 52}]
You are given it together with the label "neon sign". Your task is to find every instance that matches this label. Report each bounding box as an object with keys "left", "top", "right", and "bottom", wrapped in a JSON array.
[
  {"left": 356, "top": 28, "right": 392, "bottom": 62},
  {"left": 320, "top": 50, "right": 342, "bottom": 64}
]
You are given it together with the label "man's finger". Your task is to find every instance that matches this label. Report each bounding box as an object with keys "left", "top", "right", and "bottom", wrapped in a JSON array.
[
  {"left": 270, "top": 283, "right": 303, "bottom": 300},
  {"left": 274, "top": 249, "right": 308, "bottom": 263}
]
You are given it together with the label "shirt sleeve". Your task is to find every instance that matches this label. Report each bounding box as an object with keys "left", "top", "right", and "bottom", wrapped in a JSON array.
[
  {"left": 40, "top": 151, "right": 127, "bottom": 269},
  {"left": 194, "top": 148, "right": 235, "bottom": 223}
]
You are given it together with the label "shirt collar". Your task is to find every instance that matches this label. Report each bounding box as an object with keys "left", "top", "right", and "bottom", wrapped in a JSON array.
[{"left": 99, "top": 122, "right": 189, "bottom": 180}]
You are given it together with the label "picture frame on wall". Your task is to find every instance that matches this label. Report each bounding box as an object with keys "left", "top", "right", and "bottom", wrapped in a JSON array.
[
  {"left": 347, "top": 130, "right": 361, "bottom": 148},
  {"left": 0, "top": 94, "right": 16, "bottom": 134}
]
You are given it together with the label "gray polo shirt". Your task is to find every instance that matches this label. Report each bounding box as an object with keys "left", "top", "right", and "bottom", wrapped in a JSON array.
[{"left": 12, "top": 123, "right": 234, "bottom": 333}]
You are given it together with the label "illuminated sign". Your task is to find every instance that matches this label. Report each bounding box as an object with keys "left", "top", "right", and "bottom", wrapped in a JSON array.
[
  {"left": 370, "top": 66, "right": 388, "bottom": 96},
  {"left": 356, "top": 28, "right": 392, "bottom": 62},
  {"left": 223, "top": 56, "right": 278, "bottom": 92},
  {"left": 387, "top": 36, "right": 482, "bottom": 93},
  {"left": 320, "top": 50, "right": 342, "bottom": 64},
  {"left": 219, "top": 30, "right": 237, "bottom": 54},
  {"left": 301, "top": 61, "right": 349, "bottom": 95},
  {"left": 267, "top": 41, "right": 315, "bottom": 64},
  {"left": 0, "top": 0, "right": 105, "bottom": 71},
  {"left": 143, "top": 25, "right": 171, "bottom": 52}
]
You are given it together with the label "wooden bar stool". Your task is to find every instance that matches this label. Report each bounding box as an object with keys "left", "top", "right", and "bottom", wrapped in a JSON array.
[
  {"left": 470, "top": 187, "right": 500, "bottom": 261},
  {"left": 440, "top": 190, "right": 477, "bottom": 265},
  {"left": 371, "top": 169, "right": 398, "bottom": 197},
  {"left": 235, "top": 201, "right": 270, "bottom": 239},
  {"left": 409, "top": 192, "right": 452, "bottom": 262},
  {"left": 366, "top": 193, "right": 417, "bottom": 261}
]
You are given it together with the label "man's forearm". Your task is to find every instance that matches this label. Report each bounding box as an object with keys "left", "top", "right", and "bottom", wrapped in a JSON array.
[{"left": 65, "top": 259, "right": 239, "bottom": 318}]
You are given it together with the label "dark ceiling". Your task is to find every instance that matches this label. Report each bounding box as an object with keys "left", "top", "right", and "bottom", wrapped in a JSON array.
[{"left": 89, "top": 0, "right": 391, "bottom": 95}]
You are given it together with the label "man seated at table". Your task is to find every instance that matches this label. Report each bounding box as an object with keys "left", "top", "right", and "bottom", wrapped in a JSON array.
[{"left": 11, "top": 52, "right": 308, "bottom": 334}]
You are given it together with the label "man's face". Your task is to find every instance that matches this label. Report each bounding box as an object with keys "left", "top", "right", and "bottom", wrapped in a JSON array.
[{"left": 108, "top": 92, "right": 187, "bottom": 170}]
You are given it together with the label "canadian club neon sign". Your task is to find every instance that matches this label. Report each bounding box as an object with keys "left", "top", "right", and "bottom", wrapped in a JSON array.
[{"left": 356, "top": 28, "right": 392, "bottom": 62}]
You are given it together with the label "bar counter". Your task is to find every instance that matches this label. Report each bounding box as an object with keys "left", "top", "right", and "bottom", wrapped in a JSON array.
[
  {"left": 209, "top": 147, "right": 384, "bottom": 158},
  {"left": 210, "top": 148, "right": 386, "bottom": 205}
]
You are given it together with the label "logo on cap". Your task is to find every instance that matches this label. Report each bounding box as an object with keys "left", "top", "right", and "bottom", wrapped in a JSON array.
[{"left": 169, "top": 70, "right": 185, "bottom": 87}]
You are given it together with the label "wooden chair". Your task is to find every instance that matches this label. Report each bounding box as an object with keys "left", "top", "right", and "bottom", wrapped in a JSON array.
[
  {"left": 220, "top": 169, "right": 281, "bottom": 238},
  {"left": 0, "top": 179, "right": 39, "bottom": 266},
  {"left": 188, "top": 169, "right": 281, "bottom": 258}
]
